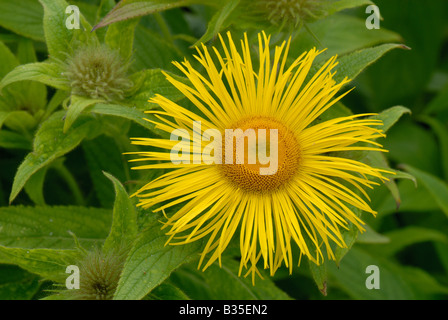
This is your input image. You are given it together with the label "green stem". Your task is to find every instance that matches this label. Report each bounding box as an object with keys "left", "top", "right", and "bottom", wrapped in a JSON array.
[
  {"left": 154, "top": 12, "right": 173, "bottom": 43},
  {"left": 54, "top": 162, "right": 85, "bottom": 206}
]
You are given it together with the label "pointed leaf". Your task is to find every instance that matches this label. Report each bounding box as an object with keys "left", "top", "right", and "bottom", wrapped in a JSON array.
[
  {"left": 0, "top": 0, "right": 45, "bottom": 41},
  {"left": 94, "top": 0, "right": 212, "bottom": 30},
  {"left": 308, "top": 260, "right": 328, "bottom": 296},
  {"left": 63, "top": 95, "right": 104, "bottom": 133},
  {"left": 0, "top": 62, "right": 69, "bottom": 92},
  {"left": 102, "top": 172, "right": 138, "bottom": 253},
  {"left": 0, "top": 246, "right": 81, "bottom": 283},
  {"left": 335, "top": 43, "right": 410, "bottom": 84},
  {"left": 368, "top": 106, "right": 411, "bottom": 133},
  {"left": 39, "top": 0, "right": 97, "bottom": 59},
  {"left": 0, "top": 206, "right": 112, "bottom": 250},
  {"left": 400, "top": 165, "right": 448, "bottom": 218},
  {"left": 113, "top": 221, "right": 203, "bottom": 300},
  {"left": 9, "top": 111, "right": 103, "bottom": 203}
]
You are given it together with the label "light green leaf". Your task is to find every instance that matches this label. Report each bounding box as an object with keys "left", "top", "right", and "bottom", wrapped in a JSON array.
[
  {"left": 102, "top": 172, "right": 138, "bottom": 253},
  {"left": 0, "top": 206, "right": 112, "bottom": 250},
  {"left": 89, "top": 103, "right": 166, "bottom": 137},
  {"left": 39, "top": 0, "right": 97, "bottom": 59},
  {"left": 63, "top": 95, "right": 104, "bottom": 133},
  {"left": 9, "top": 111, "right": 103, "bottom": 203},
  {"left": 105, "top": 18, "right": 140, "bottom": 61},
  {"left": 401, "top": 164, "right": 448, "bottom": 218},
  {"left": 114, "top": 221, "right": 203, "bottom": 300},
  {"left": 0, "top": 246, "right": 81, "bottom": 283},
  {"left": 368, "top": 106, "right": 411, "bottom": 133},
  {"left": 0, "top": 41, "right": 18, "bottom": 79},
  {"left": 334, "top": 43, "right": 409, "bottom": 84},
  {"left": 0, "top": 62, "right": 69, "bottom": 92},
  {"left": 94, "top": 0, "right": 213, "bottom": 30},
  {"left": 0, "top": 0, "right": 45, "bottom": 41},
  {"left": 324, "top": 0, "right": 375, "bottom": 15}
]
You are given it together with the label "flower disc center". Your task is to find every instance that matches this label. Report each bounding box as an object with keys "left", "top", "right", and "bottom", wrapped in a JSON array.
[{"left": 220, "top": 116, "right": 300, "bottom": 193}]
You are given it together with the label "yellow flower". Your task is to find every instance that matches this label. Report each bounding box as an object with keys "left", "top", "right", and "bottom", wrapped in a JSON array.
[{"left": 128, "top": 31, "right": 390, "bottom": 281}]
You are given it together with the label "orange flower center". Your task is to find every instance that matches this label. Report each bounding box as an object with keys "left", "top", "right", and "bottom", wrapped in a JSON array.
[{"left": 219, "top": 116, "right": 301, "bottom": 193}]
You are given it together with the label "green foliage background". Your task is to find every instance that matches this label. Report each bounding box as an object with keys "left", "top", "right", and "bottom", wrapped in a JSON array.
[{"left": 0, "top": 0, "right": 447, "bottom": 300}]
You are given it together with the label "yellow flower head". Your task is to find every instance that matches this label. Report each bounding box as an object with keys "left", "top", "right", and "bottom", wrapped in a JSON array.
[{"left": 129, "top": 31, "right": 390, "bottom": 281}]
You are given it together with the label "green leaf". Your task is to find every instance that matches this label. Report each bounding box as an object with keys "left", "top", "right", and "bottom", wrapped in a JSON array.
[
  {"left": 0, "top": 265, "right": 41, "bottom": 300},
  {"left": 0, "top": 0, "right": 45, "bottom": 41},
  {"left": 356, "top": 0, "right": 446, "bottom": 111},
  {"left": 356, "top": 224, "right": 390, "bottom": 244},
  {"left": 146, "top": 281, "right": 190, "bottom": 300},
  {"left": 105, "top": 18, "right": 140, "bottom": 61},
  {"left": 323, "top": 0, "right": 375, "bottom": 15},
  {"left": 128, "top": 69, "right": 189, "bottom": 109},
  {"left": 292, "top": 14, "right": 402, "bottom": 58},
  {"left": 89, "top": 103, "right": 166, "bottom": 137},
  {"left": 39, "top": 0, "right": 97, "bottom": 59},
  {"left": 308, "top": 260, "right": 327, "bottom": 296},
  {"left": 94, "top": 0, "right": 213, "bottom": 30},
  {"left": 24, "top": 165, "right": 50, "bottom": 205},
  {"left": 0, "top": 130, "right": 32, "bottom": 150},
  {"left": 0, "top": 246, "right": 81, "bottom": 283},
  {"left": 113, "top": 221, "right": 203, "bottom": 300},
  {"left": 82, "top": 135, "right": 128, "bottom": 208},
  {"left": 0, "top": 111, "right": 36, "bottom": 134},
  {"left": 132, "top": 25, "right": 182, "bottom": 72},
  {"left": 334, "top": 226, "right": 358, "bottom": 265},
  {"left": 401, "top": 165, "right": 448, "bottom": 218},
  {"left": 364, "top": 227, "right": 448, "bottom": 257},
  {"left": 417, "top": 115, "right": 448, "bottom": 180},
  {"left": 0, "top": 206, "right": 112, "bottom": 250},
  {"left": 194, "top": 0, "right": 240, "bottom": 46},
  {"left": 172, "top": 258, "right": 292, "bottom": 300},
  {"left": 9, "top": 111, "right": 103, "bottom": 203},
  {"left": 424, "top": 84, "right": 448, "bottom": 116},
  {"left": 384, "top": 120, "right": 441, "bottom": 175},
  {"left": 102, "top": 172, "right": 138, "bottom": 253},
  {"left": 63, "top": 95, "right": 104, "bottom": 133},
  {"left": 328, "top": 247, "right": 415, "bottom": 299},
  {"left": 0, "top": 41, "right": 18, "bottom": 79},
  {"left": 333, "top": 43, "right": 410, "bottom": 84},
  {"left": 0, "top": 62, "right": 70, "bottom": 92},
  {"left": 368, "top": 106, "right": 411, "bottom": 133}
]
